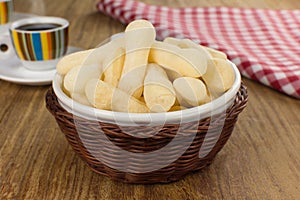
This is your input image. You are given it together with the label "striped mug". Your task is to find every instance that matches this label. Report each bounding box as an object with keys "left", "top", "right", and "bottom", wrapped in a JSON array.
[
  {"left": 0, "top": 0, "right": 13, "bottom": 33},
  {"left": 0, "top": 0, "right": 13, "bottom": 25},
  {"left": 9, "top": 16, "right": 69, "bottom": 71}
]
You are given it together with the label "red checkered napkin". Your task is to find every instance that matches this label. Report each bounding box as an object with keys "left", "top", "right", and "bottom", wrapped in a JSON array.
[{"left": 97, "top": 0, "right": 300, "bottom": 99}]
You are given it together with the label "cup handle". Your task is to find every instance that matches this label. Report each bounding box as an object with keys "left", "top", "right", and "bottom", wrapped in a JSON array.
[{"left": 0, "top": 34, "right": 15, "bottom": 61}]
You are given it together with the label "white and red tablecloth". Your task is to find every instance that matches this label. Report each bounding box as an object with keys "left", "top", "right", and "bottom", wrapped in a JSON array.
[{"left": 97, "top": 0, "right": 300, "bottom": 99}]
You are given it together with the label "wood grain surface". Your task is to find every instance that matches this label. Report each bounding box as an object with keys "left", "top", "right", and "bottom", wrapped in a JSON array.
[{"left": 1, "top": 0, "right": 300, "bottom": 199}]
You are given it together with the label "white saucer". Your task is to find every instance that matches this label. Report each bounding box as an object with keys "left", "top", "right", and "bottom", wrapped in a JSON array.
[{"left": 0, "top": 46, "right": 82, "bottom": 86}]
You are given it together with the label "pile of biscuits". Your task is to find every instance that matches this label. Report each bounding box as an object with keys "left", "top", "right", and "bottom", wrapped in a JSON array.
[{"left": 57, "top": 20, "right": 235, "bottom": 113}]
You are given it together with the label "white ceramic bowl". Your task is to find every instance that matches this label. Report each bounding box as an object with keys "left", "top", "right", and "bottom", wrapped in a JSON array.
[{"left": 52, "top": 61, "right": 241, "bottom": 126}]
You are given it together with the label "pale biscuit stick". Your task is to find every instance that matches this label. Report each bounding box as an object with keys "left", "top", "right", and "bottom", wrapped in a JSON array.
[
  {"left": 149, "top": 41, "right": 207, "bottom": 78},
  {"left": 118, "top": 20, "right": 156, "bottom": 98},
  {"left": 57, "top": 36, "right": 125, "bottom": 76},
  {"left": 202, "top": 58, "right": 235, "bottom": 96},
  {"left": 164, "top": 37, "right": 227, "bottom": 59},
  {"left": 103, "top": 42, "right": 125, "bottom": 87},
  {"left": 71, "top": 92, "right": 92, "bottom": 106},
  {"left": 164, "top": 37, "right": 212, "bottom": 59},
  {"left": 144, "top": 64, "right": 176, "bottom": 112},
  {"left": 63, "top": 64, "right": 102, "bottom": 95},
  {"left": 173, "top": 77, "right": 210, "bottom": 107},
  {"left": 85, "top": 79, "right": 149, "bottom": 113},
  {"left": 57, "top": 49, "right": 93, "bottom": 75}
]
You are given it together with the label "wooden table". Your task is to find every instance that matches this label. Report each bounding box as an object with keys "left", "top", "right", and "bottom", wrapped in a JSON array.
[{"left": 1, "top": 0, "right": 299, "bottom": 199}]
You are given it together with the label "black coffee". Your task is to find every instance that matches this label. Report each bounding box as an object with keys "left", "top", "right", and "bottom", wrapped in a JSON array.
[{"left": 16, "top": 23, "right": 61, "bottom": 31}]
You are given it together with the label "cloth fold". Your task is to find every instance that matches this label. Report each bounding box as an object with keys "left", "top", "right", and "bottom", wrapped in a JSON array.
[{"left": 97, "top": 0, "right": 300, "bottom": 99}]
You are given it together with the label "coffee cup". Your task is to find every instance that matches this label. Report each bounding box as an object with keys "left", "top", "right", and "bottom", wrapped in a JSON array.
[
  {"left": 0, "top": 0, "right": 13, "bottom": 30},
  {"left": 0, "top": 0, "right": 13, "bottom": 58},
  {"left": 9, "top": 16, "right": 69, "bottom": 71}
]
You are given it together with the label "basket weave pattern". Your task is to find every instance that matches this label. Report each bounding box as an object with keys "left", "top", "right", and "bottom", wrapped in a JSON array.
[{"left": 46, "top": 84, "right": 248, "bottom": 184}]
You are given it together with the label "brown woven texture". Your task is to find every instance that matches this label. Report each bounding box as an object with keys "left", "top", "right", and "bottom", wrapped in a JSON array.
[{"left": 46, "top": 84, "right": 248, "bottom": 184}]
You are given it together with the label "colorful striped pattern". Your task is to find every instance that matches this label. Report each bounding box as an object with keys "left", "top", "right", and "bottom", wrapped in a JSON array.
[
  {"left": 0, "top": 0, "right": 13, "bottom": 25},
  {"left": 10, "top": 28, "right": 68, "bottom": 61}
]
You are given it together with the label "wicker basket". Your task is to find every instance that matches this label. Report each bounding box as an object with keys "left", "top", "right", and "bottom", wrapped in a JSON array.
[{"left": 46, "top": 84, "right": 247, "bottom": 184}]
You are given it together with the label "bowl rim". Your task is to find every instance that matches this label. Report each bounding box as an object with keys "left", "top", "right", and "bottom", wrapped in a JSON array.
[{"left": 52, "top": 60, "right": 241, "bottom": 125}]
